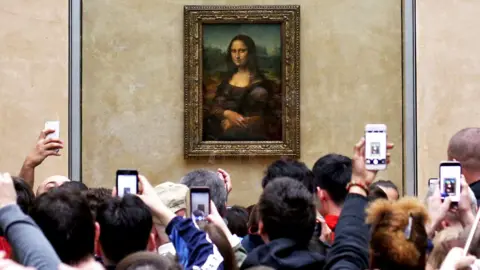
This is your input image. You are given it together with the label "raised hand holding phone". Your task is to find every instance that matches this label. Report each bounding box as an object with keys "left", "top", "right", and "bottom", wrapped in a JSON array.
[
  {"left": 439, "top": 161, "right": 461, "bottom": 203},
  {"left": 190, "top": 187, "right": 210, "bottom": 228},
  {"left": 44, "top": 121, "right": 60, "bottom": 140}
]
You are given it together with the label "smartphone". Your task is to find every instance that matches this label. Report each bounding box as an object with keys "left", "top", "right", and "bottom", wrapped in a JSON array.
[
  {"left": 365, "top": 124, "right": 387, "bottom": 170},
  {"left": 439, "top": 161, "right": 461, "bottom": 202},
  {"left": 190, "top": 187, "right": 210, "bottom": 226},
  {"left": 116, "top": 170, "right": 138, "bottom": 197},
  {"left": 428, "top": 178, "right": 439, "bottom": 188},
  {"left": 45, "top": 121, "right": 60, "bottom": 140}
]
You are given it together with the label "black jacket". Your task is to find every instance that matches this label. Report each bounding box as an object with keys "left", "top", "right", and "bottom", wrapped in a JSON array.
[{"left": 241, "top": 193, "right": 369, "bottom": 270}]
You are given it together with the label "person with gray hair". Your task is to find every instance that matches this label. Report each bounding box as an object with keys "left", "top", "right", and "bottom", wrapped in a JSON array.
[
  {"left": 180, "top": 169, "right": 228, "bottom": 217},
  {"left": 448, "top": 128, "right": 480, "bottom": 203}
]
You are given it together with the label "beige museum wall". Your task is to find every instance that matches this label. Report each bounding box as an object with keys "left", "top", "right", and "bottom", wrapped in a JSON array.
[
  {"left": 82, "top": 0, "right": 403, "bottom": 205},
  {"left": 0, "top": 0, "right": 69, "bottom": 188},
  {"left": 416, "top": 0, "right": 480, "bottom": 198}
]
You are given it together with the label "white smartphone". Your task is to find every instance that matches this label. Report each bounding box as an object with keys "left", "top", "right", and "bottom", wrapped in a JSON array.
[
  {"left": 365, "top": 124, "right": 387, "bottom": 170},
  {"left": 116, "top": 170, "right": 139, "bottom": 197},
  {"left": 44, "top": 121, "right": 60, "bottom": 140},
  {"left": 428, "top": 178, "right": 439, "bottom": 188},
  {"left": 190, "top": 187, "right": 210, "bottom": 226},
  {"left": 439, "top": 161, "right": 461, "bottom": 202}
]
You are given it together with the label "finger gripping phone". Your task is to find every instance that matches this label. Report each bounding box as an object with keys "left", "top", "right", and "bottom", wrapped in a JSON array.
[
  {"left": 365, "top": 124, "right": 387, "bottom": 170},
  {"left": 45, "top": 121, "right": 60, "bottom": 140},
  {"left": 190, "top": 187, "right": 210, "bottom": 226},
  {"left": 116, "top": 170, "right": 138, "bottom": 197},
  {"left": 439, "top": 161, "right": 461, "bottom": 202}
]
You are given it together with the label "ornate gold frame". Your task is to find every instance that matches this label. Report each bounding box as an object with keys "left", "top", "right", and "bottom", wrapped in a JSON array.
[{"left": 184, "top": 5, "right": 300, "bottom": 159}]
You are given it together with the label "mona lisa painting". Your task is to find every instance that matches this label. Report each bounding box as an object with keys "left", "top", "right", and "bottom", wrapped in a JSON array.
[{"left": 184, "top": 5, "right": 300, "bottom": 158}]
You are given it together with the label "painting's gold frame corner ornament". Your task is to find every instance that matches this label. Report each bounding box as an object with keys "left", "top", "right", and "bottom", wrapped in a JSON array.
[{"left": 184, "top": 5, "right": 300, "bottom": 159}]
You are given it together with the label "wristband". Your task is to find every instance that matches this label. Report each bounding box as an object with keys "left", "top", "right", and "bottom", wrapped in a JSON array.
[{"left": 346, "top": 181, "right": 369, "bottom": 195}]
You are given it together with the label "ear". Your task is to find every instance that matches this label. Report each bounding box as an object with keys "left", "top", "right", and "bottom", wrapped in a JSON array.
[
  {"left": 147, "top": 227, "right": 157, "bottom": 252},
  {"left": 258, "top": 221, "right": 269, "bottom": 243},
  {"left": 94, "top": 222, "right": 101, "bottom": 256}
]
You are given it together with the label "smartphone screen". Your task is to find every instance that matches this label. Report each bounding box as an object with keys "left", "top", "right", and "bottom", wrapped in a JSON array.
[
  {"left": 45, "top": 121, "right": 60, "bottom": 140},
  {"left": 365, "top": 124, "right": 387, "bottom": 170},
  {"left": 190, "top": 187, "right": 210, "bottom": 225},
  {"left": 116, "top": 170, "right": 138, "bottom": 197},
  {"left": 439, "top": 162, "right": 461, "bottom": 202}
]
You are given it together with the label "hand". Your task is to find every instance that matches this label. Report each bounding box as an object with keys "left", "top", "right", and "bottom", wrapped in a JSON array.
[
  {"left": 217, "top": 168, "right": 232, "bottom": 194},
  {"left": 440, "top": 247, "right": 476, "bottom": 270},
  {"left": 0, "top": 173, "right": 17, "bottom": 209},
  {"left": 136, "top": 175, "right": 175, "bottom": 225},
  {"left": 319, "top": 222, "right": 333, "bottom": 244},
  {"left": 458, "top": 175, "right": 475, "bottom": 227},
  {"left": 427, "top": 186, "right": 452, "bottom": 237},
  {"left": 221, "top": 119, "right": 233, "bottom": 131},
  {"left": 223, "top": 110, "right": 246, "bottom": 128},
  {"left": 351, "top": 138, "right": 394, "bottom": 186},
  {"left": 207, "top": 201, "right": 234, "bottom": 242},
  {"left": 0, "top": 251, "right": 35, "bottom": 270},
  {"left": 24, "top": 129, "right": 63, "bottom": 168}
]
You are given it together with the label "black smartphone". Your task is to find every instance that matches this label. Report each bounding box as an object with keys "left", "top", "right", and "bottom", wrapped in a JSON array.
[
  {"left": 116, "top": 169, "right": 139, "bottom": 197},
  {"left": 190, "top": 187, "right": 210, "bottom": 226},
  {"left": 439, "top": 161, "right": 461, "bottom": 203}
]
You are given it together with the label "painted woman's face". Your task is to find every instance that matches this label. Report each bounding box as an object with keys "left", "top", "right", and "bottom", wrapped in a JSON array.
[{"left": 230, "top": 40, "right": 248, "bottom": 67}]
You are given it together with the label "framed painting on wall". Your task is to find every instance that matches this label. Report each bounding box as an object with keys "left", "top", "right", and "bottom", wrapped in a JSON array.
[{"left": 184, "top": 5, "right": 300, "bottom": 158}]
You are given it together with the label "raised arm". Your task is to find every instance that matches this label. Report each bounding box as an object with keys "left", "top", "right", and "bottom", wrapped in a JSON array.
[{"left": 19, "top": 129, "right": 63, "bottom": 188}]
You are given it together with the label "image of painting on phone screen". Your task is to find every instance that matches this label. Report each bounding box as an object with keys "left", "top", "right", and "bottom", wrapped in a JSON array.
[
  {"left": 444, "top": 178, "right": 456, "bottom": 195},
  {"left": 365, "top": 129, "right": 386, "bottom": 166},
  {"left": 117, "top": 175, "right": 137, "bottom": 197},
  {"left": 191, "top": 192, "right": 209, "bottom": 223}
]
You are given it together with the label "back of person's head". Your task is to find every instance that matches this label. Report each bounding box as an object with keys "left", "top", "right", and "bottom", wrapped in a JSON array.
[
  {"left": 448, "top": 128, "right": 480, "bottom": 177},
  {"left": 82, "top": 187, "right": 112, "bottom": 220},
  {"left": 262, "top": 158, "right": 315, "bottom": 194},
  {"left": 36, "top": 175, "right": 70, "bottom": 195},
  {"left": 180, "top": 169, "right": 227, "bottom": 216},
  {"left": 204, "top": 224, "right": 237, "bottom": 270},
  {"left": 368, "top": 186, "right": 388, "bottom": 203},
  {"left": 116, "top": 251, "right": 180, "bottom": 270},
  {"left": 312, "top": 154, "right": 352, "bottom": 205},
  {"left": 225, "top": 205, "right": 249, "bottom": 237},
  {"left": 12, "top": 176, "right": 34, "bottom": 214},
  {"left": 366, "top": 197, "right": 429, "bottom": 270},
  {"left": 97, "top": 195, "right": 153, "bottom": 264},
  {"left": 58, "top": 181, "right": 88, "bottom": 193},
  {"left": 247, "top": 204, "right": 259, "bottom": 234},
  {"left": 370, "top": 180, "right": 399, "bottom": 200},
  {"left": 30, "top": 188, "right": 95, "bottom": 265},
  {"left": 258, "top": 177, "right": 315, "bottom": 247}
]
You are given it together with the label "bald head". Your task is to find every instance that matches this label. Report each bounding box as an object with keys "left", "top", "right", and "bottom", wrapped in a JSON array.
[
  {"left": 448, "top": 128, "right": 480, "bottom": 170},
  {"left": 36, "top": 175, "right": 70, "bottom": 195}
]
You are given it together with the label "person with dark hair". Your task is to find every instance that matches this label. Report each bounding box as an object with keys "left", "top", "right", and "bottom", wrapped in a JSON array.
[
  {"left": 312, "top": 153, "right": 352, "bottom": 240},
  {"left": 368, "top": 185, "right": 389, "bottom": 202},
  {"left": 241, "top": 177, "right": 322, "bottom": 269},
  {"left": 57, "top": 181, "right": 88, "bottom": 193},
  {"left": 96, "top": 195, "right": 155, "bottom": 269},
  {"left": 82, "top": 187, "right": 112, "bottom": 220},
  {"left": 12, "top": 176, "right": 34, "bottom": 214},
  {"left": 30, "top": 188, "right": 98, "bottom": 268},
  {"left": 226, "top": 206, "right": 249, "bottom": 237},
  {"left": 204, "top": 34, "right": 281, "bottom": 141},
  {"left": 241, "top": 204, "right": 264, "bottom": 253},
  {"left": 180, "top": 169, "right": 228, "bottom": 217},
  {"left": 370, "top": 179, "right": 399, "bottom": 200},
  {"left": 262, "top": 158, "right": 315, "bottom": 194}
]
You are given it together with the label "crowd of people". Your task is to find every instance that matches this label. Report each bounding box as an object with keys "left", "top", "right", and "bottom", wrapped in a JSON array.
[{"left": 1, "top": 128, "right": 480, "bottom": 269}]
